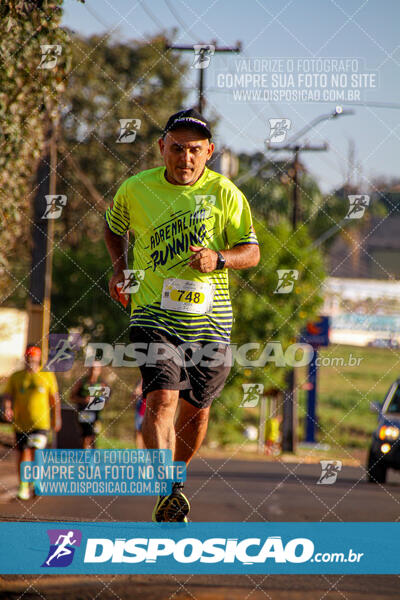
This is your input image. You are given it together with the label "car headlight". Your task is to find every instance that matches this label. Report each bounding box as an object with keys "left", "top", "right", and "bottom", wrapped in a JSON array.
[{"left": 379, "top": 425, "right": 400, "bottom": 440}]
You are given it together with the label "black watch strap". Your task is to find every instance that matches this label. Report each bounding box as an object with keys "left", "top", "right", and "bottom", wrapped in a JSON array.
[{"left": 215, "top": 251, "right": 226, "bottom": 270}]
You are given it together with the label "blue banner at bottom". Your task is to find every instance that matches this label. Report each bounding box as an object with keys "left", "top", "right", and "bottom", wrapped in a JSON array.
[{"left": 0, "top": 522, "right": 397, "bottom": 574}]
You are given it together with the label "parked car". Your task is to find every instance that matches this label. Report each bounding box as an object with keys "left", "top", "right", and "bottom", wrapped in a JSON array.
[{"left": 367, "top": 380, "right": 400, "bottom": 483}]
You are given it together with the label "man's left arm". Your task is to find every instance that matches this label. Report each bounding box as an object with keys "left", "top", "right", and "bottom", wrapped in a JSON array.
[
  {"left": 50, "top": 393, "right": 62, "bottom": 432},
  {"left": 189, "top": 243, "right": 260, "bottom": 272},
  {"left": 3, "top": 375, "right": 15, "bottom": 423},
  {"left": 48, "top": 374, "right": 62, "bottom": 432},
  {"left": 190, "top": 185, "right": 260, "bottom": 272}
]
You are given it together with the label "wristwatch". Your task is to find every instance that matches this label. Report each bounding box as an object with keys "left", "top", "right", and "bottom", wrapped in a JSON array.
[{"left": 215, "top": 251, "right": 226, "bottom": 270}]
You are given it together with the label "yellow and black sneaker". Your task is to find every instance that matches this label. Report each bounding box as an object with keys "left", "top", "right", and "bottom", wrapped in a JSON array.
[
  {"left": 17, "top": 481, "right": 30, "bottom": 501},
  {"left": 152, "top": 482, "right": 190, "bottom": 522}
]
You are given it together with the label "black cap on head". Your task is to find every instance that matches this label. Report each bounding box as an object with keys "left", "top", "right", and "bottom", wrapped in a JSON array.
[{"left": 162, "top": 108, "right": 212, "bottom": 139}]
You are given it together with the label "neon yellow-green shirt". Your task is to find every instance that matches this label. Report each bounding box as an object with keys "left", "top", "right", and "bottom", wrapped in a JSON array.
[
  {"left": 4, "top": 370, "right": 58, "bottom": 432},
  {"left": 105, "top": 166, "right": 258, "bottom": 343}
]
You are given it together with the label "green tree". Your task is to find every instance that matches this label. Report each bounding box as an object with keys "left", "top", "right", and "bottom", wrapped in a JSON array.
[
  {"left": 0, "top": 0, "right": 73, "bottom": 296},
  {"left": 51, "top": 239, "right": 129, "bottom": 342},
  {"left": 209, "top": 219, "right": 326, "bottom": 444},
  {"left": 55, "top": 31, "right": 188, "bottom": 247},
  {"left": 51, "top": 31, "right": 188, "bottom": 340},
  {"left": 235, "top": 152, "right": 388, "bottom": 253},
  {"left": 235, "top": 152, "right": 325, "bottom": 228}
]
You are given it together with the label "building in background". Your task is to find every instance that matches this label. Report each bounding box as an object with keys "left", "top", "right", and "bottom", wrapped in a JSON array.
[
  {"left": 0, "top": 309, "right": 28, "bottom": 378},
  {"left": 328, "top": 215, "right": 400, "bottom": 280},
  {"left": 209, "top": 147, "right": 239, "bottom": 179},
  {"left": 323, "top": 276, "right": 400, "bottom": 347}
]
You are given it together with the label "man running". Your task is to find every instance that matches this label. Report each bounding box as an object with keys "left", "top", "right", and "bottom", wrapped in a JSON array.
[
  {"left": 3, "top": 345, "right": 61, "bottom": 500},
  {"left": 133, "top": 378, "right": 146, "bottom": 449},
  {"left": 71, "top": 363, "right": 108, "bottom": 449},
  {"left": 104, "top": 108, "right": 260, "bottom": 521}
]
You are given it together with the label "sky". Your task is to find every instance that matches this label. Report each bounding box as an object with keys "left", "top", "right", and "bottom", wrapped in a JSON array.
[{"left": 61, "top": 0, "right": 400, "bottom": 193}]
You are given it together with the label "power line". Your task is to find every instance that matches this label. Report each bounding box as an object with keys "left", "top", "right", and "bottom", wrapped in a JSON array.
[
  {"left": 84, "top": 3, "right": 111, "bottom": 30},
  {"left": 164, "top": 0, "right": 194, "bottom": 39},
  {"left": 166, "top": 42, "right": 241, "bottom": 114},
  {"left": 139, "top": 0, "right": 165, "bottom": 30}
]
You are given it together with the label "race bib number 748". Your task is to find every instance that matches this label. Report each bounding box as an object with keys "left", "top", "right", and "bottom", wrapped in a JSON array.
[{"left": 161, "top": 278, "right": 215, "bottom": 314}]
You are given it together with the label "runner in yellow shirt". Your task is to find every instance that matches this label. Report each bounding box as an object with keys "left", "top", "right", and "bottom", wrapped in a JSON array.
[
  {"left": 105, "top": 108, "right": 260, "bottom": 522},
  {"left": 3, "top": 345, "right": 61, "bottom": 500}
]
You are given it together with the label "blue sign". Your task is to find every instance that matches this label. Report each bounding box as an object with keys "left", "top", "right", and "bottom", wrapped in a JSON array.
[
  {"left": 21, "top": 449, "right": 185, "bottom": 496},
  {"left": 305, "top": 349, "right": 318, "bottom": 443},
  {"left": 300, "top": 316, "right": 330, "bottom": 347},
  {"left": 0, "top": 522, "right": 399, "bottom": 574}
]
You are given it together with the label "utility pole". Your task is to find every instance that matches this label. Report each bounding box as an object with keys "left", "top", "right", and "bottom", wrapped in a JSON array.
[
  {"left": 166, "top": 41, "right": 241, "bottom": 113},
  {"left": 269, "top": 143, "right": 328, "bottom": 230},
  {"left": 26, "top": 114, "right": 58, "bottom": 364},
  {"left": 346, "top": 138, "right": 355, "bottom": 189},
  {"left": 198, "top": 65, "right": 205, "bottom": 114},
  {"left": 268, "top": 142, "right": 327, "bottom": 453},
  {"left": 292, "top": 148, "right": 300, "bottom": 229}
]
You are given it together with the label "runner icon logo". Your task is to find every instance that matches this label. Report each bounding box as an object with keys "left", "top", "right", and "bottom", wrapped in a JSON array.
[
  {"left": 192, "top": 45, "right": 215, "bottom": 69},
  {"left": 267, "top": 119, "right": 292, "bottom": 144},
  {"left": 274, "top": 269, "right": 299, "bottom": 294},
  {"left": 42, "top": 195, "right": 67, "bottom": 219},
  {"left": 42, "top": 333, "right": 82, "bottom": 372},
  {"left": 317, "top": 460, "right": 342, "bottom": 485},
  {"left": 37, "top": 45, "right": 62, "bottom": 70},
  {"left": 86, "top": 385, "right": 111, "bottom": 411},
  {"left": 240, "top": 383, "right": 264, "bottom": 407},
  {"left": 345, "top": 195, "right": 370, "bottom": 219},
  {"left": 42, "top": 529, "right": 82, "bottom": 568},
  {"left": 116, "top": 119, "right": 142, "bottom": 143},
  {"left": 122, "top": 269, "right": 145, "bottom": 294},
  {"left": 193, "top": 195, "right": 216, "bottom": 220}
]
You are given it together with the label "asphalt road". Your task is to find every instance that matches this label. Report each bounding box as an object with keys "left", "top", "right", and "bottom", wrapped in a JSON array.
[{"left": 1, "top": 446, "right": 399, "bottom": 599}]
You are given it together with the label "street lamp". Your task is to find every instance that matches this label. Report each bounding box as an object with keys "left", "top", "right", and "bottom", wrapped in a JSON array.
[
  {"left": 282, "top": 106, "right": 355, "bottom": 147},
  {"left": 267, "top": 107, "right": 355, "bottom": 453},
  {"left": 267, "top": 107, "right": 355, "bottom": 228}
]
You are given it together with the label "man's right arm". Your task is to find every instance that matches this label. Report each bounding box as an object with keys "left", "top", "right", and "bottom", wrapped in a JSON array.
[
  {"left": 3, "top": 394, "right": 13, "bottom": 422},
  {"left": 3, "top": 375, "right": 14, "bottom": 422},
  {"left": 70, "top": 379, "right": 84, "bottom": 405},
  {"left": 104, "top": 223, "right": 129, "bottom": 301}
]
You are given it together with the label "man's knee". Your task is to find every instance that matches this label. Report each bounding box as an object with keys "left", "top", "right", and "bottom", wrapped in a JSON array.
[
  {"left": 180, "top": 404, "right": 210, "bottom": 426},
  {"left": 193, "top": 407, "right": 210, "bottom": 425},
  {"left": 144, "top": 389, "right": 178, "bottom": 424}
]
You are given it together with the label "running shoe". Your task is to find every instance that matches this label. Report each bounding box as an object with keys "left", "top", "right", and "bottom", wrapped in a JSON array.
[
  {"left": 152, "top": 482, "right": 190, "bottom": 522},
  {"left": 17, "top": 481, "right": 30, "bottom": 501}
]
